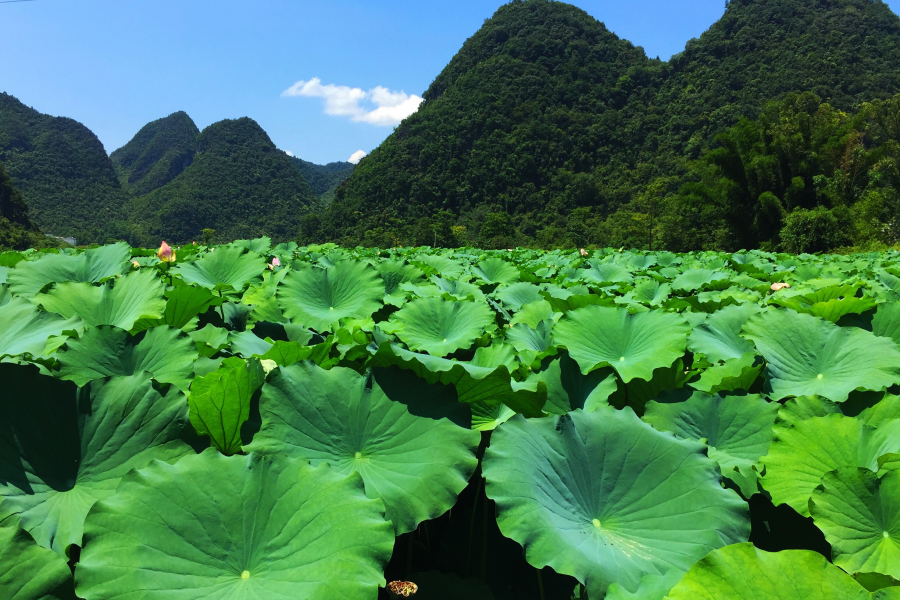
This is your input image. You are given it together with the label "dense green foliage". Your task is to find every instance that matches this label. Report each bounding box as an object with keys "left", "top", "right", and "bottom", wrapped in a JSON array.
[
  {"left": 0, "top": 162, "right": 49, "bottom": 250},
  {"left": 122, "top": 118, "right": 319, "bottom": 245},
  {"left": 110, "top": 111, "right": 199, "bottom": 197},
  {"left": 0, "top": 93, "right": 129, "bottom": 243},
  {"left": 319, "top": 0, "right": 900, "bottom": 250},
  {"left": 3, "top": 240, "right": 900, "bottom": 599},
  {"left": 287, "top": 155, "right": 354, "bottom": 201}
]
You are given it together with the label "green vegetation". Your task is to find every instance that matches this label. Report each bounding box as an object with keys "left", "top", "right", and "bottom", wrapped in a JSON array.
[
  {"left": 0, "top": 162, "right": 48, "bottom": 250},
  {"left": 110, "top": 111, "right": 200, "bottom": 197},
  {"left": 122, "top": 118, "right": 319, "bottom": 245},
  {"left": 2, "top": 241, "right": 900, "bottom": 599},
  {"left": 286, "top": 155, "right": 354, "bottom": 202},
  {"left": 0, "top": 93, "right": 129, "bottom": 243},
  {"left": 318, "top": 0, "right": 900, "bottom": 251}
]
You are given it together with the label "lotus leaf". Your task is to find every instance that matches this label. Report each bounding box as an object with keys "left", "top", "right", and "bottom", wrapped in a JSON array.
[
  {"left": 278, "top": 260, "right": 383, "bottom": 331},
  {"left": 0, "top": 298, "right": 80, "bottom": 359},
  {"left": 874, "top": 303, "right": 900, "bottom": 347},
  {"left": 57, "top": 326, "right": 197, "bottom": 391},
  {"left": 75, "top": 451, "right": 394, "bottom": 600},
  {"left": 0, "top": 519, "right": 75, "bottom": 600},
  {"left": 743, "top": 310, "right": 900, "bottom": 402},
  {"left": 482, "top": 407, "right": 749, "bottom": 598},
  {"left": 554, "top": 305, "right": 689, "bottom": 383},
  {"left": 666, "top": 543, "right": 893, "bottom": 599},
  {"left": 246, "top": 362, "right": 480, "bottom": 534},
  {"left": 0, "top": 366, "right": 192, "bottom": 555},
  {"left": 392, "top": 297, "right": 495, "bottom": 356},
  {"left": 494, "top": 282, "right": 543, "bottom": 311},
  {"left": 644, "top": 392, "right": 778, "bottom": 497},
  {"left": 172, "top": 246, "right": 265, "bottom": 291},
  {"left": 761, "top": 414, "right": 900, "bottom": 516},
  {"left": 188, "top": 357, "right": 264, "bottom": 455},
  {"left": 7, "top": 242, "right": 130, "bottom": 298},
  {"left": 34, "top": 269, "right": 166, "bottom": 331},
  {"left": 811, "top": 468, "right": 900, "bottom": 578},
  {"left": 161, "top": 286, "right": 223, "bottom": 329},
  {"left": 472, "top": 257, "right": 520, "bottom": 285},
  {"left": 687, "top": 304, "right": 763, "bottom": 363}
]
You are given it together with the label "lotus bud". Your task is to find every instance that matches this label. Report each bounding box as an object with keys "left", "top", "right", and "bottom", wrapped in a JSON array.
[
  {"left": 771, "top": 282, "right": 791, "bottom": 291},
  {"left": 580, "top": 248, "right": 588, "bottom": 257},
  {"left": 268, "top": 257, "right": 281, "bottom": 270},
  {"left": 157, "top": 241, "right": 175, "bottom": 263},
  {"left": 132, "top": 260, "right": 140, "bottom": 268}
]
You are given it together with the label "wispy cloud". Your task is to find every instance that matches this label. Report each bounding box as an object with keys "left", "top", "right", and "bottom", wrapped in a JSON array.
[
  {"left": 348, "top": 150, "right": 367, "bottom": 164},
  {"left": 282, "top": 78, "right": 423, "bottom": 127},
  {"left": 284, "top": 150, "right": 294, "bottom": 157}
]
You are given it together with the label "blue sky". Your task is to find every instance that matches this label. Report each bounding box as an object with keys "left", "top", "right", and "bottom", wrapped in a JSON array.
[{"left": 3, "top": 0, "right": 899, "bottom": 165}]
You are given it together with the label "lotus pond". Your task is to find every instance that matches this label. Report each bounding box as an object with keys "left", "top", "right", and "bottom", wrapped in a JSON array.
[{"left": 3, "top": 240, "right": 900, "bottom": 599}]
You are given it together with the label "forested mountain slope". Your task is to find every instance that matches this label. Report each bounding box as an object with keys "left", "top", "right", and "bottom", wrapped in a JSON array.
[
  {"left": 287, "top": 156, "right": 354, "bottom": 201},
  {"left": 320, "top": 0, "right": 900, "bottom": 250},
  {"left": 0, "top": 162, "right": 49, "bottom": 250},
  {"left": 0, "top": 93, "right": 129, "bottom": 243},
  {"left": 110, "top": 111, "right": 200, "bottom": 197},
  {"left": 125, "top": 117, "right": 319, "bottom": 245}
]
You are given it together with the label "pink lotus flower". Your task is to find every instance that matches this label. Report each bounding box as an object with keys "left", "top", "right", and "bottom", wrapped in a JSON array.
[
  {"left": 132, "top": 260, "right": 140, "bottom": 268},
  {"left": 771, "top": 282, "right": 791, "bottom": 291},
  {"left": 157, "top": 241, "right": 175, "bottom": 263},
  {"left": 268, "top": 257, "right": 281, "bottom": 270},
  {"left": 580, "top": 248, "right": 588, "bottom": 257}
]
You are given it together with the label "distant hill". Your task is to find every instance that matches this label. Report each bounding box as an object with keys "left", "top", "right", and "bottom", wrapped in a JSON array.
[
  {"left": 111, "top": 111, "right": 199, "bottom": 197},
  {"left": 320, "top": 0, "right": 900, "bottom": 249},
  {"left": 287, "top": 156, "right": 354, "bottom": 201},
  {"left": 0, "top": 161, "right": 48, "bottom": 250},
  {"left": 0, "top": 93, "right": 128, "bottom": 244},
  {"left": 125, "top": 117, "right": 318, "bottom": 245}
]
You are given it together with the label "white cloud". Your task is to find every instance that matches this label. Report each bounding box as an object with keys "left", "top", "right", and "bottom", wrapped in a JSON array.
[
  {"left": 284, "top": 150, "right": 294, "bottom": 157},
  {"left": 348, "top": 150, "right": 367, "bottom": 164},
  {"left": 282, "top": 77, "right": 423, "bottom": 127}
]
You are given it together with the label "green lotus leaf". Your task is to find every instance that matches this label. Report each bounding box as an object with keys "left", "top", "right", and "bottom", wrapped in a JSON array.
[
  {"left": 0, "top": 365, "right": 192, "bottom": 555},
  {"left": 34, "top": 270, "right": 166, "bottom": 331},
  {"left": 509, "top": 299, "right": 555, "bottom": 328},
  {"left": 554, "top": 305, "right": 689, "bottom": 383},
  {"left": 391, "top": 297, "right": 495, "bottom": 356},
  {"left": 874, "top": 303, "right": 900, "bottom": 347},
  {"left": 370, "top": 342, "right": 546, "bottom": 417},
  {"left": 470, "top": 401, "right": 516, "bottom": 431},
  {"left": 245, "top": 363, "right": 480, "bottom": 534},
  {"left": 232, "top": 236, "right": 272, "bottom": 254},
  {"left": 506, "top": 319, "right": 554, "bottom": 354},
  {"left": 428, "top": 275, "right": 486, "bottom": 301},
  {"left": 75, "top": 451, "right": 394, "bottom": 600},
  {"left": 161, "top": 285, "right": 223, "bottom": 329},
  {"left": 56, "top": 326, "right": 197, "bottom": 391},
  {"left": 494, "top": 282, "right": 543, "bottom": 311},
  {"left": 0, "top": 519, "right": 76, "bottom": 600},
  {"left": 228, "top": 330, "right": 274, "bottom": 357},
  {"left": 644, "top": 392, "right": 778, "bottom": 498},
  {"left": 482, "top": 407, "right": 749, "bottom": 598},
  {"left": 188, "top": 324, "right": 229, "bottom": 358},
  {"left": 670, "top": 268, "right": 729, "bottom": 292},
  {"left": 810, "top": 468, "right": 900, "bottom": 579},
  {"left": 172, "top": 246, "right": 266, "bottom": 291},
  {"left": 606, "top": 570, "right": 683, "bottom": 600},
  {"left": 743, "top": 310, "right": 900, "bottom": 402},
  {"left": 377, "top": 259, "right": 424, "bottom": 304},
  {"left": 690, "top": 352, "right": 764, "bottom": 396},
  {"left": 7, "top": 243, "right": 130, "bottom": 298},
  {"left": 415, "top": 254, "right": 465, "bottom": 279},
  {"left": 665, "top": 543, "right": 887, "bottom": 600},
  {"left": 770, "top": 284, "right": 876, "bottom": 323},
  {"left": 472, "top": 258, "right": 520, "bottom": 286},
  {"left": 687, "top": 304, "right": 763, "bottom": 363},
  {"left": 607, "top": 359, "right": 691, "bottom": 416},
  {"left": 616, "top": 280, "right": 672, "bottom": 307},
  {"left": 530, "top": 354, "right": 617, "bottom": 415},
  {"left": 855, "top": 572, "right": 900, "bottom": 593},
  {"left": 188, "top": 357, "right": 264, "bottom": 456},
  {"left": 0, "top": 298, "right": 81, "bottom": 359},
  {"left": 579, "top": 262, "right": 633, "bottom": 285},
  {"left": 278, "top": 260, "right": 383, "bottom": 331},
  {"left": 760, "top": 414, "right": 900, "bottom": 516}
]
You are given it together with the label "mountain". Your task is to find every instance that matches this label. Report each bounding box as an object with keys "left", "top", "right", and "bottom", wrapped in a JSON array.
[
  {"left": 319, "top": 0, "right": 900, "bottom": 249},
  {"left": 287, "top": 156, "right": 354, "bottom": 201},
  {"left": 110, "top": 111, "right": 200, "bottom": 197},
  {"left": 0, "top": 93, "right": 129, "bottom": 244},
  {"left": 0, "top": 161, "right": 48, "bottom": 250},
  {"left": 125, "top": 117, "right": 319, "bottom": 245}
]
